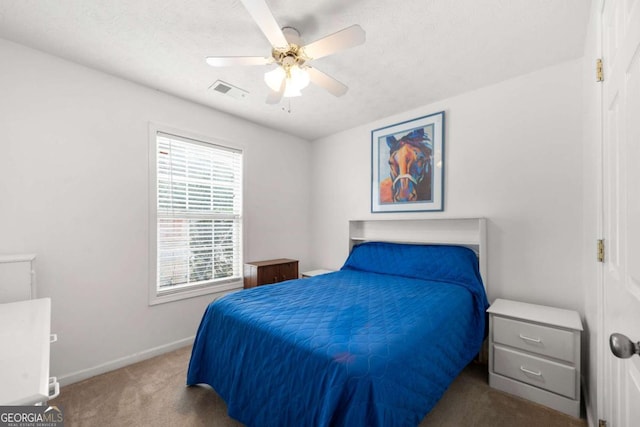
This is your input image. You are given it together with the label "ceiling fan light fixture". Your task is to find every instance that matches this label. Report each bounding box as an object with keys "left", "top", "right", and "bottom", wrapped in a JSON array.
[
  {"left": 264, "top": 64, "right": 309, "bottom": 98},
  {"left": 282, "top": 66, "right": 308, "bottom": 98},
  {"left": 289, "top": 65, "right": 309, "bottom": 90},
  {"left": 264, "top": 66, "right": 286, "bottom": 91},
  {"left": 283, "top": 85, "right": 302, "bottom": 98}
]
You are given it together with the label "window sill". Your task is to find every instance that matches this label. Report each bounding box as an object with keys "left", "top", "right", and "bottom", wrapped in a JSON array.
[{"left": 149, "top": 279, "right": 243, "bottom": 306}]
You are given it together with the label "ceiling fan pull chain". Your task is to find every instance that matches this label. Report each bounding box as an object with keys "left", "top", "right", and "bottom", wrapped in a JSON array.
[{"left": 282, "top": 98, "right": 292, "bottom": 114}]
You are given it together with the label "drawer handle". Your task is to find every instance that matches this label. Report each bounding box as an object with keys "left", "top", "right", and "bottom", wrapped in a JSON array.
[
  {"left": 519, "top": 333, "right": 542, "bottom": 343},
  {"left": 519, "top": 366, "right": 542, "bottom": 377}
]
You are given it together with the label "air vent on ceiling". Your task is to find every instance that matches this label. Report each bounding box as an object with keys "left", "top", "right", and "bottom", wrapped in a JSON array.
[{"left": 209, "top": 80, "right": 249, "bottom": 100}]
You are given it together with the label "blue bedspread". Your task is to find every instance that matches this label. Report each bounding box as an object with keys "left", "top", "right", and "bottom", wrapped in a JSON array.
[{"left": 187, "top": 243, "right": 488, "bottom": 427}]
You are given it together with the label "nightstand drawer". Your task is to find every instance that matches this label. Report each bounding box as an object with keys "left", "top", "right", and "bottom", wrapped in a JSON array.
[
  {"left": 493, "top": 316, "right": 575, "bottom": 362},
  {"left": 493, "top": 345, "right": 576, "bottom": 399}
]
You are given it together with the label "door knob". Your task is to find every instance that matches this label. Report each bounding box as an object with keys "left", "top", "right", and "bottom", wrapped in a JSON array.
[{"left": 609, "top": 333, "right": 640, "bottom": 359}]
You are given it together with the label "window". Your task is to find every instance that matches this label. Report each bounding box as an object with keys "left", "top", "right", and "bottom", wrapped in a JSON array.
[{"left": 149, "top": 125, "right": 243, "bottom": 304}]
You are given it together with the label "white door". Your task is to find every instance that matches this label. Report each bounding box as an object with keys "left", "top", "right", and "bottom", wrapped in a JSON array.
[{"left": 602, "top": 0, "right": 640, "bottom": 426}]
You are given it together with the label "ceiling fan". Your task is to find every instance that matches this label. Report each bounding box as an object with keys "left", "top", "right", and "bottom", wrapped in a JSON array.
[{"left": 206, "top": 0, "right": 366, "bottom": 104}]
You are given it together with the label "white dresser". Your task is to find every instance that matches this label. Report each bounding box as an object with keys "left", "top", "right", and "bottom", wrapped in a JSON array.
[
  {"left": 487, "top": 299, "right": 583, "bottom": 418},
  {"left": 0, "top": 298, "right": 59, "bottom": 405}
]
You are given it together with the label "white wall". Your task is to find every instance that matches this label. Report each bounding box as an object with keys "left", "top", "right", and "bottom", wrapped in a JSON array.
[
  {"left": 0, "top": 38, "right": 311, "bottom": 383},
  {"left": 310, "top": 59, "right": 584, "bottom": 313},
  {"left": 0, "top": 34, "right": 590, "bottom": 395},
  {"left": 581, "top": 1, "right": 603, "bottom": 425}
]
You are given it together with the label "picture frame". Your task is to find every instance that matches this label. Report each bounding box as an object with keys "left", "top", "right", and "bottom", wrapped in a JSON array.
[{"left": 371, "top": 111, "right": 445, "bottom": 213}]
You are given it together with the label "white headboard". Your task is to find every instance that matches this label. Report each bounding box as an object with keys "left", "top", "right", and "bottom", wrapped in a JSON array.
[{"left": 348, "top": 218, "right": 487, "bottom": 288}]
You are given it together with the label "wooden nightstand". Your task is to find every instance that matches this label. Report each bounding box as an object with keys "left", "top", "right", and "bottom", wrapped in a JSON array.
[
  {"left": 243, "top": 259, "right": 299, "bottom": 289},
  {"left": 487, "top": 299, "right": 583, "bottom": 418}
]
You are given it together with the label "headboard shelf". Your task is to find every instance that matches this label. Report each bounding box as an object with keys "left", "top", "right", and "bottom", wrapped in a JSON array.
[{"left": 349, "top": 218, "right": 487, "bottom": 287}]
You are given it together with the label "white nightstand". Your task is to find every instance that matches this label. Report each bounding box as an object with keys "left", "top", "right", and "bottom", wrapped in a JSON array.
[
  {"left": 487, "top": 299, "right": 583, "bottom": 418},
  {"left": 301, "top": 269, "right": 334, "bottom": 278}
]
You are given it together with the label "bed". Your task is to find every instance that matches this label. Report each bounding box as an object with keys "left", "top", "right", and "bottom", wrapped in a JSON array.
[{"left": 187, "top": 218, "right": 489, "bottom": 427}]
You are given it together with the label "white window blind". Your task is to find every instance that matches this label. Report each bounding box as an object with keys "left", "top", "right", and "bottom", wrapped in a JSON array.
[{"left": 155, "top": 131, "right": 242, "bottom": 295}]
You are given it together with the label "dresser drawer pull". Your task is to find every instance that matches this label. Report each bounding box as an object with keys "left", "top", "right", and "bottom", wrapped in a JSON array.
[
  {"left": 519, "top": 333, "right": 542, "bottom": 343},
  {"left": 519, "top": 366, "right": 542, "bottom": 376}
]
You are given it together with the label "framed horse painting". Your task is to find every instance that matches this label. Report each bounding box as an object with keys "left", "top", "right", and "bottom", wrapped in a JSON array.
[{"left": 371, "top": 111, "right": 445, "bottom": 213}]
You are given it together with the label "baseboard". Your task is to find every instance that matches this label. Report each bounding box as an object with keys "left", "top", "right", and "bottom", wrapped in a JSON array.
[{"left": 58, "top": 336, "right": 195, "bottom": 386}]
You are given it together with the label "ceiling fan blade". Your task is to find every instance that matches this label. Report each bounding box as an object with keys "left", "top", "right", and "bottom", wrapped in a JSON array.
[
  {"left": 266, "top": 76, "right": 286, "bottom": 104},
  {"left": 307, "top": 67, "right": 348, "bottom": 97},
  {"left": 240, "top": 0, "right": 288, "bottom": 49},
  {"left": 302, "top": 25, "right": 366, "bottom": 60},
  {"left": 205, "top": 56, "right": 270, "bottom": 67}
]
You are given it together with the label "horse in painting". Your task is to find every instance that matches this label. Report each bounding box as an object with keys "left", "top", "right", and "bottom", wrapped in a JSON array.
[{"left": 379, "top": 128, "right": 432, "bottom": 203}]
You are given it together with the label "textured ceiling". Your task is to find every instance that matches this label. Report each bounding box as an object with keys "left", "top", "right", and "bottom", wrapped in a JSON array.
[{"left": 0, "top": 0, "right": 590, "bottom": 140}]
